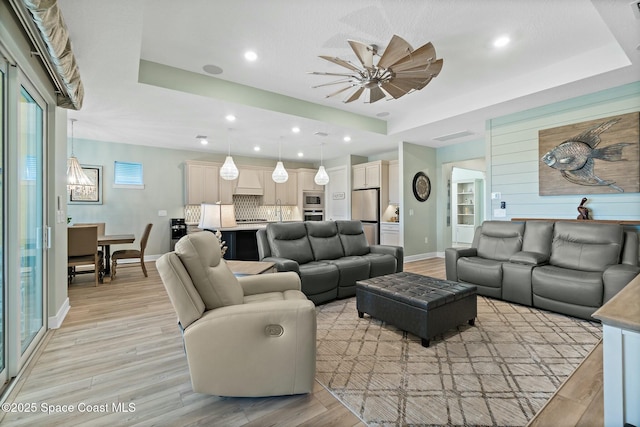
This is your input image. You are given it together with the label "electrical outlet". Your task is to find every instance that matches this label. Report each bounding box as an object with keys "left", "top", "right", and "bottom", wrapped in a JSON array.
[
  {"left": 409, "top": 209, "right": 414, "bottom": 216},
  {"left": 158, "top": 210, "right": 167, "bottom": 217},
  {"left": 424, "top": 237, "right": 428, "bottom": 244}
]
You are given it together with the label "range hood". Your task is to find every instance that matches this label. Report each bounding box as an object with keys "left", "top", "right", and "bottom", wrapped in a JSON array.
[{"left": 232, "top": 169, "right": 264, "bottom": 196}]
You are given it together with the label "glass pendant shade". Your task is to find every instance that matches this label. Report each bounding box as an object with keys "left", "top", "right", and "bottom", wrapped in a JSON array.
[
  {"left": 66, "top": 118, "right": 93, "bottom": 192},
  {"left": 220, "top": 156, "right": 239, "bottom": 180},
  {"left": 314, "top": 165, "right": 330, "bottom": 185},
  {"left": 272, "top": 161, "right": 289, "bottom": 183}
]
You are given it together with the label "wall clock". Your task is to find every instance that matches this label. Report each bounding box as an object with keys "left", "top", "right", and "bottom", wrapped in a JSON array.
[{"left": 412, "top": 172, "right": 431, "bottom": 202}]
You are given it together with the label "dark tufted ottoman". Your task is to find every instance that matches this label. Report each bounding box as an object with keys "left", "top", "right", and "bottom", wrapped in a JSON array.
[{"left": 356, "top": 272, "right": 477, "bottom": 347}]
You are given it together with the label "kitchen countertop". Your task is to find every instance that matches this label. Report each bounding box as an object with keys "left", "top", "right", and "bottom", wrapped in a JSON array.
[{"left": 188, "top": 221, "right": 302, "bottom": 232}]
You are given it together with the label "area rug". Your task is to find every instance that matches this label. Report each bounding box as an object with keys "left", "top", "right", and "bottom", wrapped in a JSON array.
[{"left": 315, "top": 296, "right": 602, "bottom": 426}]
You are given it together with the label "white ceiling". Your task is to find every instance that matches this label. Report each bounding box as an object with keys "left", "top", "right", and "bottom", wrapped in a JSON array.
[{"left": 58, "top": 0, "right": 640, "bottom": 164}]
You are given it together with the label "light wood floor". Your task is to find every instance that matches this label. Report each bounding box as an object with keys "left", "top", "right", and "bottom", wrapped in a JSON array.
[{"left": 0, "top": 257, "right": 600, "bottom": 426}]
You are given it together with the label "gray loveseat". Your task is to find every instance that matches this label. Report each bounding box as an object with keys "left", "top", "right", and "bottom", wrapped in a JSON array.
[
  {"left": 257, "top": 220, "right": 404, "bottom": 304},
  {"left": 445, "top": 220, "right": 639, "bottom": 320}
]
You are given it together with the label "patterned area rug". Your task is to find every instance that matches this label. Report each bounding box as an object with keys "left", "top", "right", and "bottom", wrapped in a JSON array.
[{"left": 315, "top": 296, "right": 602, "bottom": 426}]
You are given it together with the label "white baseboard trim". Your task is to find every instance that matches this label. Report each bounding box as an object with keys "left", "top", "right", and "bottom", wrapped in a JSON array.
[
  {"left": 49, "top": 297, "right": 70, "bottom": 329},
  {"left": 404, "top": 252, "right": 443, "bottom": 263}
]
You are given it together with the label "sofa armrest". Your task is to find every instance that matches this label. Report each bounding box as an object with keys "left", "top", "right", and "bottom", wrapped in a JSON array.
[
  {"left": 603, "top": 265, "right": 640, "bottom": 303},
  {"left": 262, "top": 256, "right": 300, "bottom": 273},
  {"left": 509, "top": 251, "right": 549, "bottom": 266},
  {"left": 445, "top": 247, "right": 477, "bottom": 281},
  {"left": 239, "top": 271, "right": 301, "bottom": 296},
  {"left": 370, "top": 245, "right": 404, "bottom": 272}
]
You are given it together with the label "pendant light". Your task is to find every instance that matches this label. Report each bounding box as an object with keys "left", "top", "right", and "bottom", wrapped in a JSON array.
[
  {"left": 66, "top": 118, "right": 93, "bottom": 191},
  {"left": 314, "top": 142, "right": 330, "bottom": 186},
  {"left": 272, "top": 139, "right": 288, "bottom": 183},
  {"left": 220, "top": 130, "right": 239, "bottom": 180}
]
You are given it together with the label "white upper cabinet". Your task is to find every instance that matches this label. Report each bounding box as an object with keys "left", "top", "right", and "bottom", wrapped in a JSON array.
[
  {"left": 185, "top": 161, "right": 219, "bottom": 204},
  {"left": 352, "top": 161, "right": 383, "bottom": 189}
]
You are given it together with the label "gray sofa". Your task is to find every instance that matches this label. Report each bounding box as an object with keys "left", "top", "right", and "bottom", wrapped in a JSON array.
[
  {"left": 257, "top": 220, "right": 404, "bottom": 304},
  {"left": 445, "top": 220, "right": 639, "bottom": 320}
]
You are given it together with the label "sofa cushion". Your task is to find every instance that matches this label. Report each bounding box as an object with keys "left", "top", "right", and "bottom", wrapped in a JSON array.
[
  {"left": 298, "top": 261, "right": 340, "bottom": 296},
  {"left": 175, "top": 232, "right": 243, "bottom": 310},
  {"left": 532, "top": 265, "right": 603, "bottom": 307},
  {"left": 476, "top": 221, "right": 524, "bottom": 261},
  {"left": 457, "top": 257, "right": 502, "bottom": 289},
  {"left": 363, "top": 253, "right": 397, "bottom": 277},
  {"left": 336, "top": 220, "right": 370, "bottom": 256},
  {"left": 306, "top": 221, "right": 345, "bottom": 260},
  {"left": 266, "top": 222, "right": 314, "bottom": 264},
  {"left": 550, "top": 222, "right": 623, "bottom": 272},
  {"left": 326, "top": 256, "right": 370, "bottom": 287},
  {"left": 522, "top": 221, "right": 554, "bottom": 256}
]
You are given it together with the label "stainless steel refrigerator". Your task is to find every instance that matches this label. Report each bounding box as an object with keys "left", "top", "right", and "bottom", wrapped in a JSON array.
[{"left": 351, "top": 188, "right": 380, "bottom": 245}]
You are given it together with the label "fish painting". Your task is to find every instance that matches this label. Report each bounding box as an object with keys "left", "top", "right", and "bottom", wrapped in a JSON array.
[{"left": 540, "top": 118, "right": 631, "bottom": 192}]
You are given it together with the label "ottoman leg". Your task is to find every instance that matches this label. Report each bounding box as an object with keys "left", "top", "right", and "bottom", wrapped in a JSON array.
[
  {"left": 421, "top": 338, "right": 430, "bottom": 347},
  {"left": 469, "top": 318, "right": 475, "bottom": 326},
  {"left": 358, "top": 311, "right": 364, "bottom": 318}
]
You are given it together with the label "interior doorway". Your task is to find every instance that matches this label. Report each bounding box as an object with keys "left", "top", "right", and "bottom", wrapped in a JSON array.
[
  {"left": 451, "top": 167, "right": 486, "bottom": 247},
  {"left": 441, "top": 158, "right": 486, "bottom": 250}
]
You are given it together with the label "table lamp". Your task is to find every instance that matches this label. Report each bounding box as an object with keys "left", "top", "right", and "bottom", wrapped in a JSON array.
[{"left": 198, "top": 204, "right": 237, "bottom": 230}]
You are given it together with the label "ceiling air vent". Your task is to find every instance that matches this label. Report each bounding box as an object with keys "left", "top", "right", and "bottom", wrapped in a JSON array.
[{"left": 433, "top": 130, "right": 474, "bottom": 142}]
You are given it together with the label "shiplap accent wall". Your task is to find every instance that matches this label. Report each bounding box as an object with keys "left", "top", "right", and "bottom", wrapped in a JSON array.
[{"left": 487, "top": 82, "right": 640, "bottom": 221}]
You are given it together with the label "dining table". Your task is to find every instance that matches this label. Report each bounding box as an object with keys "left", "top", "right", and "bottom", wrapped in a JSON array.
[{"left": 98, "top": 234, "right": 135, "bottom": 278}]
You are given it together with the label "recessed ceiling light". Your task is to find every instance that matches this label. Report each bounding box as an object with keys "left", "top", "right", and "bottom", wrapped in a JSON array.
[
  {"left": 297, "top": 152, "right": 304, "bottom": 157},
  {"left": 254, "top": 146, "right": 261, "bottom": 152},
  {"left": 225, "top": 114, "right": 236, "bottom": 122},
  {"left": 244, "top": 51, "right": 258, "bottom": 61},
  {"left": 196, "top": 135, "right": 208, "bottom": 145},
  {"left": 343, "top": 136, "right": 351, "bottom": 142},
  {"left": 202, "top": 64, "right": 223, "bottom": 75},
  {"left": 493, "top": 35, "right": 510, "bottom": 48},
  {"left": 292, "top": 126, "right": 300, "bottom": 133}
]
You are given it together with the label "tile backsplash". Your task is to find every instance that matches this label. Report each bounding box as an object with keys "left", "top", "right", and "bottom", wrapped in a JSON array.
[{"left": 185, "top": 195, "right": 297, "bottom": 224}]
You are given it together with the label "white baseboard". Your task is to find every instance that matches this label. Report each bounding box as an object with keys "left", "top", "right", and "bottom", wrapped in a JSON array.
[
  {"left": 404, "top": 252, "right": 443, "bottom": 263},
  {"left": 49, "top": 297, "right": 70, "bottom": 329}
]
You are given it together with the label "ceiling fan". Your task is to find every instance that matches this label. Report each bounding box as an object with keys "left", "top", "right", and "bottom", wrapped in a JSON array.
[{"left": 310, "top": 34, "right": 443, "bottom": 104}]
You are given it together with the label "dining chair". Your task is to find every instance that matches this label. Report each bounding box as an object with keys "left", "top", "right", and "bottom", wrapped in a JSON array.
[
  {"left": 111, "top": 223, "right": 153, "bottom": 280},
  {"left": 68, "top": 225, "right": 103, "bottom": 286},
  {"left": 73, "top": 222, "right": 106, "bottom": 236}
]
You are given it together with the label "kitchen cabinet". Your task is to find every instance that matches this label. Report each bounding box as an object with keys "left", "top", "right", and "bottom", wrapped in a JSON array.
[
  {"left": 453, "top": 180, "right": 483, "bottom": 244},
  {"left": 298, "top": 168, "right": 323, "bottom": 191},
  {"left": 185, "top": 161, "right": 219, "bottom": 204},
  {"left": 352, "top": 160, "right": 386, "bottom": 189},
  {"left": 263, "top": 170, "right": 298, "bottom": 205},
  {"left": 276, "top": 172, "right": 298, "bottom": 205},
  {"left": 380, "top": 222, "right": 400, "bottom": 246},
  {"left": 388, "top": 160, "right": 399, "bottom": 205}
]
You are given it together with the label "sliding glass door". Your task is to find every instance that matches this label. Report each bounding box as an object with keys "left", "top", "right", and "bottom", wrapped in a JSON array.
[{"left": 17, "top": 86, "right": 44, "bottom": 353}]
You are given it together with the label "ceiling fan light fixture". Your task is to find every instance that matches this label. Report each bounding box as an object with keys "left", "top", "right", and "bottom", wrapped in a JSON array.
[{"left": 311, "top": 34, "right": 443, "bottom": 104}]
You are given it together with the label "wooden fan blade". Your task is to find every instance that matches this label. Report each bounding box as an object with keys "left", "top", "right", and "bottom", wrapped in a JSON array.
[
  {"left": 378, "top": 35, "right": 413, "bottom": 69},
  {"left": 308, "top": 71, "right": 358, "bottom": 78},
  {"left": 389, "top": 42, "right": 436, "bottom": 71},
  {"left": 385, "top": 78, "right": 424, "bottom": 93},
  {"left": 348, "top": 40, "right": 374, "bottom": 69},
  {"left": 414, "top": 77, "right": 433, "bottom": 90},
  {"left": 344, "top": 87, "right": 365, "bottom": 103},
  {"left": 427, "top": 58, "right": 443, "bottom": 76},
  {"left": 319, "top": 55, "right": 361, "bottom": 72},
  {"left": 326, "top": 85, "right": 355, "bottom": 98},
  {"left": 394, "top": 70, "right": 434, "bottom": 80},
  {"left": 312, "top": 78, "right": 355, "bottom": 89},
  {"left": 367, "top": 86, "right": 386, "bottom": 103},
  {"left": 381, "top": 82, "right": 409, "bottom": 99}
]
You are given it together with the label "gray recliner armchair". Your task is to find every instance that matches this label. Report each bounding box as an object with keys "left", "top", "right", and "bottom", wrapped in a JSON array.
[{"left": 156, "top": 231, "right": 316, "bottom": 397}]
